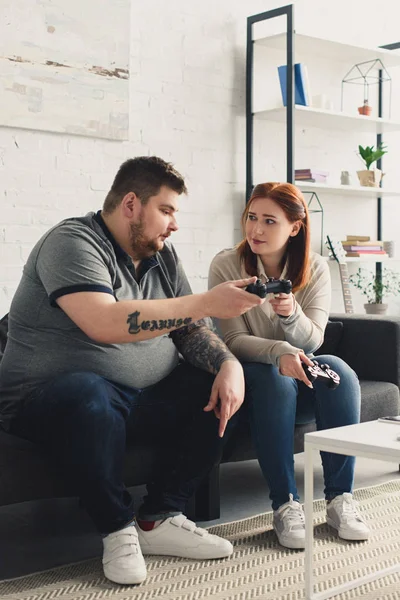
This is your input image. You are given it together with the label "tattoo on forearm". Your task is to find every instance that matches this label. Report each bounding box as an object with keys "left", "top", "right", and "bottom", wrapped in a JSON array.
[
  {"left": 127, "top": 311, "right": 192, "bottom": 335},
  {"left": 170, "top": 322, "right": 236, "bottom": 374}
]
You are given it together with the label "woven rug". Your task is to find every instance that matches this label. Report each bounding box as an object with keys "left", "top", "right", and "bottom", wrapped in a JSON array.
[{"left": 1, "top": 480, "right": 400, "bottom": 600}]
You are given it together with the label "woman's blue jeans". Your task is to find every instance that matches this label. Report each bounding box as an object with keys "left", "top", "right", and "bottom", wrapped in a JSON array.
[
  {"left": 241, "top": 355, "right": 361, "bottom": 510},
  {"left": 9, "top": 363, "right": 226, "bottom": 534}
]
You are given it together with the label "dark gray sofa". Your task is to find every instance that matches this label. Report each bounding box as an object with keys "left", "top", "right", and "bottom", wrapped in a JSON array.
[{"left": 1, "top": 313, "right": 399, "bottom": 521}]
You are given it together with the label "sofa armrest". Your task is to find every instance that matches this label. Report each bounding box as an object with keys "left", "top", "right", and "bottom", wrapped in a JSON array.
[{"left": 329, "top": 313, "right": 400, "bottom": 387}]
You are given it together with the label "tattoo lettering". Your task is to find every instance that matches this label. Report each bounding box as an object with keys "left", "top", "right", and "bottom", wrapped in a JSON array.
[
  {"left": 127, "top": 311, "right": 141, "bottom": 334},
  {"left": 127, "top": 311, "right": 192, "bottom": 335}
]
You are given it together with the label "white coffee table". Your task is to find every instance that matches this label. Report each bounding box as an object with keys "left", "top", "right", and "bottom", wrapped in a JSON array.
[{"left": 304, "top": 420, "right": 400, "bottom": 600}]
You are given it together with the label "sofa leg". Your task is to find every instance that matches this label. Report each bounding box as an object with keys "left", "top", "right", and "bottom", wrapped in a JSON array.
[{"left": 186, "top": 463, "right": 221, "bottom": 522}]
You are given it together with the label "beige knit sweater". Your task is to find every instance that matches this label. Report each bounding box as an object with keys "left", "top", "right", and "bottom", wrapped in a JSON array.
[{"left": 208, "top": 248, "right": 331, "bottom": 367}]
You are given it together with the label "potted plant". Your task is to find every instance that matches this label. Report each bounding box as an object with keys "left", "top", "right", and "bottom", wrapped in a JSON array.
[
  {"left": 358, "top": 99, "right": 372, "bottom": 116},
  {"left": 349, "top": 267, "right": 400, "bottom": 315},
  {"left": 357, "top": 143, "right": 387, "bottom": 187}
]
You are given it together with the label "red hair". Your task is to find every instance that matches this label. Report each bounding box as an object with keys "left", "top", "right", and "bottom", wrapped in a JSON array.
[{"left": 237, "top": 182, "right": 311, "bottom": 292}]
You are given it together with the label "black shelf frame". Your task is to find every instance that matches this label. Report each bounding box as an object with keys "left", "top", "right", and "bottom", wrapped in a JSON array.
[
  {"left": 246, "top": 5, "right": 400, "bottom": 300},
  {"left": 246, "top": 4, "right": 294, "bottom": 202},
  {"left": 376, "top": 42, "right": 400, "bottom": 292}
]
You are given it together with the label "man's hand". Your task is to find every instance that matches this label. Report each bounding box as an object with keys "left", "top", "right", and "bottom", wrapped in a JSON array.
[
  {"left": 205, "top": 277, "right": 264, "bottom": 319},
  {"left": 269, "top": 292, "right": 295, "bottom": 317},
  {"left": 279, "top": 352, "right": 314, "bottom": 388},
  {"left": 203, "top": 360, "right": 245, "bottom": 438}
]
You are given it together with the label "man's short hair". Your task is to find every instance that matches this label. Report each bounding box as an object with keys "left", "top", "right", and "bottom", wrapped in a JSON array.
[{"left": 103, "top": 156, "right": 187, "bottom": 213}]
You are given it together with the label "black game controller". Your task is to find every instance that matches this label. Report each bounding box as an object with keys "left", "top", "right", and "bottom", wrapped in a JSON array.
[
  {"left": 302, "top": 360, "right": 340, "bottom": 389},
  {"left": 245, "top": 278, "right": 293, "bottom": 298}
]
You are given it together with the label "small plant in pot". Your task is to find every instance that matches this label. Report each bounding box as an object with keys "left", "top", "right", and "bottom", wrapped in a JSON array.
[
  {"left": 358, "top": 99, "right": 372, "bottom": 116},
  {"left": 349, "top": 267, "right": 400, "bottom": 315},
  {"left": 357, "top": 143, "right": 387, "bottom": 187}
]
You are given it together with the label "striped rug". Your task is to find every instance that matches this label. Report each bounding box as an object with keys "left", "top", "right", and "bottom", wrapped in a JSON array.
[{"left": 1, "top": 479, "right": 399, "bottom": 600}]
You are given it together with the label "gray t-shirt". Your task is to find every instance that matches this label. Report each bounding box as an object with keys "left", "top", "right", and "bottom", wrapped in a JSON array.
[{"left": 0, "top": 212, "right": 192, "bottom": 427}]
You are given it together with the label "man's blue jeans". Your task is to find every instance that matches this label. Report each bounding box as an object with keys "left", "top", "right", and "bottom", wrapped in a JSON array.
[
  {"left": 241, "top": 355, "right": 361, "bottom": 510},
  {"left": 9, "top": 363, "right": 225, "bottom": 534}
]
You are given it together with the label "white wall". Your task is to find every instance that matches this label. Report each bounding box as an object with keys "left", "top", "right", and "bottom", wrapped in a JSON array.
[{"left": 1, "top": 0, "right": 400, "bottom": 316}]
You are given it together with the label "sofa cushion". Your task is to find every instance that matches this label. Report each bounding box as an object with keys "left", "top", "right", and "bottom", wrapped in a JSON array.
[
  {"left": 315, "top": 320, "right": 343, "bottom": 356},
  {"left": 0, "top": 313, "right": 8, "bottom": 362},
  {"left": 359, "top": 380, "right": 400, "bottom": 421}
]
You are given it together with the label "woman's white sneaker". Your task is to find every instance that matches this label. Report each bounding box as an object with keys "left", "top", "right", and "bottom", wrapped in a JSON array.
[
  {"left": 137, "top": 514, "right": 233, "bottom": 559},
  {"left": 326, "top": 493, "right": 370, "bottom": 540},
  {"left": 273, "top": 494, "right": 306, "bottom": 549},
  {"left": 102, "top": 524, "right": 147, "bottom": 585}
]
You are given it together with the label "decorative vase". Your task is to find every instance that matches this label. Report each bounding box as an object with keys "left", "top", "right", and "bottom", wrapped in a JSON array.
[
  {"left": 357, "top": 168, "right": 382, "bottom": 187},
  {"left": 364, "top": 303, "right": 388, "bottom": 315},
  {"left": 358, "top": 100, "right": 372, "bottom": 116},
  {"left": 340, "top": 170, "right": 351, "bottom": 185},
  {"left": 383, "top": 241, "right": 395, "bottom": 258}
]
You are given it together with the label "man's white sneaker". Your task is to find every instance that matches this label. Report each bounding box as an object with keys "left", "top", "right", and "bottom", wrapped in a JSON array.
[
  {"left": 273, "top": 494, "right": 306, "bottom": 549},
  {"left": 326, "top": 493, "right": 370, "bottom": 541},
  {"left": 102, "top": 524, "right": 147, "bottom": 585},
  {"left": 137, "top": 514, "right": 233, "bottom": 559}
]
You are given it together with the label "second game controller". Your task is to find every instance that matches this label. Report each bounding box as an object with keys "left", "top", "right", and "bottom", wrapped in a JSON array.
[
  {"left": 246, "top": 278, "right": 293, "bottom": 298},
  {"left": 302, "top": 360, "right": 340, "bottom": 389}
]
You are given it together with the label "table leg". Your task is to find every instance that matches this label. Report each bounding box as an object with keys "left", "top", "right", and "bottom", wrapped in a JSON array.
[{"left": 305, "top": 442, "right": 315, "bottom": 600}]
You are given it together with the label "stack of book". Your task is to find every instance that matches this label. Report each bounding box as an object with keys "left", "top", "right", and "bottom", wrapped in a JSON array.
[
  {"left": 341, "top": 236, "right": 388, "bottom": 258},
  {"left": 295, "top": 169, "right": 329, "bottom": 183}
]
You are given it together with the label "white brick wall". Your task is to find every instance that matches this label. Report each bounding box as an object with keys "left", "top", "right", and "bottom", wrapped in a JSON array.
[{"left": 1, "top": 0, "right": 400, "bottom": 315}]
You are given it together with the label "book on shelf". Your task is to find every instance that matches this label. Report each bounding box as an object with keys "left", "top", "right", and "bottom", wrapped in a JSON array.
[
  {"left": 295, "top": 169, "right": 329, "bottom": 176},
  {"left": 341, "top": 240, "right": 383, "bottom": 247},
  {"left": 345, "top": 251, "right": 388, "bottom": 257},
  {"left": 277, "top": 63, "right": 310, "bottom": 107},
  {"left": 295, "top": 176, "right": 328, "bottom": 183},
  {"left": 346, "top": 235, "right": 371, "bottom": 241},
  {"left": 295, "top": 169, "right": 329, "bottom": 184},
  {"left": 342, "top": 245, "right": 383, "bottom": 252}
]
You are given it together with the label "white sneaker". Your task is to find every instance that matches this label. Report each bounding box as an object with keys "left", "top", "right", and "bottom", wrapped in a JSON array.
[
  {"left": 102, "top": 524, "right": 147, "bottom": 585},
  {"left": 137, "top": 514, "right": 233, "bottom": 559},
  {"left": 326, "top": 493, "right": 370, "bottom": 541},
  {"left": 273, "top": 494, "right": 306, "bottom": 549}
]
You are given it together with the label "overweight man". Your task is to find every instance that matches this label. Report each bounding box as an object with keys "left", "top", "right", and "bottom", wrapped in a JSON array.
[{"left": 0, "top": 156, "right": 263, "bottom": 585}]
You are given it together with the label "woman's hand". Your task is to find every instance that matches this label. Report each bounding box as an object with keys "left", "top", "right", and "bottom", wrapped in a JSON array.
[
  {"left": 279, "top": 352, "right": 315, "bottom": 388},
  {"left": 269, "top": 292, "right": 294, "bottom": 317}
]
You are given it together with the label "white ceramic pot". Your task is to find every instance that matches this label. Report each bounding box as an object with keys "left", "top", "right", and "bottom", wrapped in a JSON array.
[{"left": 364, "top": 303, "right": 388, "bottom": 315}]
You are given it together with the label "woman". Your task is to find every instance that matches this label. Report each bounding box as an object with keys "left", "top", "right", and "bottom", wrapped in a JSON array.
[{"left": 209, "top": 182, "right": 369, "bottom": 550}]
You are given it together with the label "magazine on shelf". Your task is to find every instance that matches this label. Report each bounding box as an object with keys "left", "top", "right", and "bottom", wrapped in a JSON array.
[{"left": 277, "top": 63, "right": 310, "bottom": 107}]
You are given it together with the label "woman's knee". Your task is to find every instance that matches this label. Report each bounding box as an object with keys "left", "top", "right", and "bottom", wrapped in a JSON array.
[
  {"left": 314, "top": 355, "right": 361, "bottom": 415},
  {"left": 314, "top": 355, "right": 359, "bottom": 387}
]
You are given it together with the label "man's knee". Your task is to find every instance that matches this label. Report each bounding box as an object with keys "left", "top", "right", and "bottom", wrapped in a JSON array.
[{"left": 45, "top": 371, "right": 115, "bottom": 419}]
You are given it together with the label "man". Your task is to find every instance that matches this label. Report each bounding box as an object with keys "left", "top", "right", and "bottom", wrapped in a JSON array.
[{"left": 0, "top": 156, "right": 263, "bottom": 585}]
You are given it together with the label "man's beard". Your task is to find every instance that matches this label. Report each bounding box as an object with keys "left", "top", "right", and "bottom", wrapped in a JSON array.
[{"left": 129, "top": 218, "right": 162, "bottom": 260}]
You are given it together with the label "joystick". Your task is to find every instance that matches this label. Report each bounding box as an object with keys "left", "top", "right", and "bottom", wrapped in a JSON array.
[
  {"left": 246, "top": 278, "right": 293, "bottom": 298},
  {"left": 302, "top": 360, "right": 340, "bottom": 389}
]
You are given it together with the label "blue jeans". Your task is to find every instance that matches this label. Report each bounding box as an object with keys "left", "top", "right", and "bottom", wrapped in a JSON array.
[
  {"left": 242, "top": 355, "right": 361, "bottom": 510},
  {"left": 9, "top": 363, "right": 226, "bottom": 534}
]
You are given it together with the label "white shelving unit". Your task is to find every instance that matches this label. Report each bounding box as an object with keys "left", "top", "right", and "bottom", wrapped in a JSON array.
[
  {"left": 326, "top": 256, "right": 398, "bottom": 263},
  {"left": 255, "top": 106, "right": 400, "bottom": 134},
  {"left": 253, "top": 32, "right": 400, "bottom": 68},
  {"left": 249, "top": 23, "right": 400, "bottom": 257},
  {"left": 295, "top": 181, "right": 400, "bottom": 197}
]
